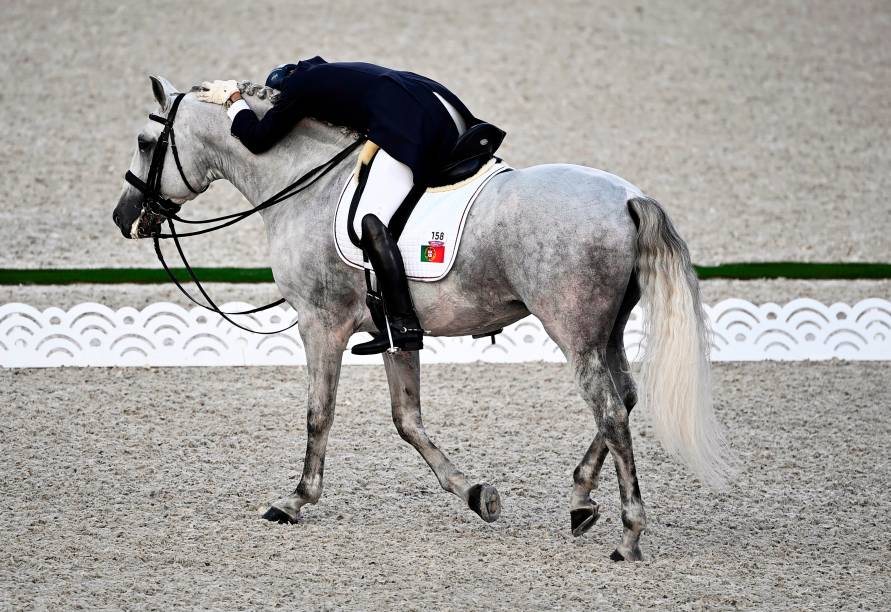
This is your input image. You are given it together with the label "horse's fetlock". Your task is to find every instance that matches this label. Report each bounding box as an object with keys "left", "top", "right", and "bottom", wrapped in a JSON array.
[
  {"left": 573, "top": 463, "right": 597, "bottom": 488},
  {"left": 444, "top": 472, "right": 466, "bottom": 495},
  {"left": 622, "top": 502, "right": 647, "bottom": 533},
  {"left": 294, "top": 480, "right": 323, "bottom": 503}
]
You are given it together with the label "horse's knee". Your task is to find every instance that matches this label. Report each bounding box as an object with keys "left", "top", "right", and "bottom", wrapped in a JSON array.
[
  {"left": 392, "top": 411, "right": 424, "bottom": 446},
  {"left": 306, "top": 405, "right": 334, "bottom": 437}
]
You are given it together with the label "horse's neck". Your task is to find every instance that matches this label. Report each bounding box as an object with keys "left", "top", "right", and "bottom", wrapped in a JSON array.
[{"left": 217, "top": 117, "right": 354, "bottom": 212}]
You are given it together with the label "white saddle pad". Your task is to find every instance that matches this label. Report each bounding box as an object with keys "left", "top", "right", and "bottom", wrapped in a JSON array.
[{"left": 333, "top": 161, "right": 511, "bottom": 281}]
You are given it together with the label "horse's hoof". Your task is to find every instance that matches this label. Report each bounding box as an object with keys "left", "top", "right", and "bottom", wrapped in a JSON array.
[
  {"left": 610, "top": 546, "right": 643, "bottom": 562},
  {"left": 261, "top": 505, "right": 299, "bottom": 525},
  {"left": 467, "top": 483, "right": 501, "bottom": 523},
  {"left": 570, "top": 506, "right": 600, "bottom": 537}
]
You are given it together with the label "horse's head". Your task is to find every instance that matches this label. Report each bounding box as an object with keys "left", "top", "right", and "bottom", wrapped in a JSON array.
[{"left": 112, "top": 76, "right": 213, "bottom": 238}]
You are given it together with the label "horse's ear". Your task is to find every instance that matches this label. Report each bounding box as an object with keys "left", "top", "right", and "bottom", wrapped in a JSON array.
[{"left": 149, "top": 75, "right": 177, "bottom": 111}]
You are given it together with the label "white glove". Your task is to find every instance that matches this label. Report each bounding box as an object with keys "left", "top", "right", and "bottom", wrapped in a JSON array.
[{"left": 195, "top": 80, "right": 239, "bottom": 105}]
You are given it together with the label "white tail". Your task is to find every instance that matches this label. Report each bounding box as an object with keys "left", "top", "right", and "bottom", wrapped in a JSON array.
[{"left": 628, "top": 197, "right": 735, "bottom": 488}]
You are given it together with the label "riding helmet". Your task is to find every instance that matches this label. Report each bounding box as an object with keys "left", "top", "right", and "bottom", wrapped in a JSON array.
[{"left": 265, "top": 64, "right": 299, "bottom": 90}]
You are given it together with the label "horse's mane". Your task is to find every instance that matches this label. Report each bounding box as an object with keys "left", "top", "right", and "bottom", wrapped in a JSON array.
[
  {"left": 189, "top": 80, "right": 361, "bottom": 140},
  {"left": 237, "top": 81, "right": 282, "bottom": 104},
  {"left": 189, "top": 81, "right": 282, "bottom": 105},
  {"left": 187, "top": 81, "right": 282, "bottom": 104}
]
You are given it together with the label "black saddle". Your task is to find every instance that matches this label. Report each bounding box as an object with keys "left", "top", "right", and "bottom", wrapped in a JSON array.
[{"left": 428, "top": 122, "right": 506, "bottom": 187}]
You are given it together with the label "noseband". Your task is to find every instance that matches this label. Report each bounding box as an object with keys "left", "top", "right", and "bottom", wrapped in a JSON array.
[{"left": 124, "top": 91, "right": 365, "bottom": 334}]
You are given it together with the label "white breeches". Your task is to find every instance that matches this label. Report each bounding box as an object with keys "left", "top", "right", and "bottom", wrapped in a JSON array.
[
  {"left": 352, "top": 94, "right": 466, "bottom": 239},
  {"left": 352, "top": 148, "right": 415, "bottom": 238}
]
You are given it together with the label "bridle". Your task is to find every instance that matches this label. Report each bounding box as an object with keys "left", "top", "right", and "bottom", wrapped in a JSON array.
[
  {"left": 124, "top": 92, "right": 365, "bottom": 334},
  {"left": 125, "top": 92, "right": 205, "bottom": 219}
]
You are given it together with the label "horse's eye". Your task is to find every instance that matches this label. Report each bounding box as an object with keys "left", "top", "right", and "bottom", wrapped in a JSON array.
[{"left": 137, "top": 136, "right": 153, "bottom": 152}]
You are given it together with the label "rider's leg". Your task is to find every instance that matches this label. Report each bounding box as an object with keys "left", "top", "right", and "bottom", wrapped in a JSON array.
[
  {"left": 351, "top": 149, "right": 424, "bottom": 355},
  {"left": 351, "top": 214, "right": 424, "bottom": 355},
  {"left": 350, "top": 148, "right": 414, "bottom": 237}
]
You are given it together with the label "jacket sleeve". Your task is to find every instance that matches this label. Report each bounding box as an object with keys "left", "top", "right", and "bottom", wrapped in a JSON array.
[{"left": 230, "top": 95, "right": 307, "bottom": 154}]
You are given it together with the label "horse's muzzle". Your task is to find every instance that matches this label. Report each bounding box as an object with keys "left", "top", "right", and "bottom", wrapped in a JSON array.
[{"left": 113, "top": 197, "right": 161, "bottom": 239}]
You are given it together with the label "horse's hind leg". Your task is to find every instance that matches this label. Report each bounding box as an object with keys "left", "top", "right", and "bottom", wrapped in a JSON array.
[
  {"left": 569, "top": 274, "right": 639, "bottom": 537},
  {"left": 572, "top": 350, "right": 647, "bottom": 560},
  {"left": 383, "top": 350, "right": 501, "bottom": 523},
  {"left": 607, "top": 273, "right": 640, "bottom": 412},
  {"left": 567, "top": 346, "right": 635, "bottom": 537}
]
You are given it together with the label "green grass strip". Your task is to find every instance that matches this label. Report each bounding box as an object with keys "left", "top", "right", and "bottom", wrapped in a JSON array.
[
  {"left": 0, "top": 262, "right": 890, "bottom": 285},
  {"left": 0, "top": 267, "right": 274, "bottom": 285},
  {"left": 694, "top": 262, "right": 891, "bottom": 280}
]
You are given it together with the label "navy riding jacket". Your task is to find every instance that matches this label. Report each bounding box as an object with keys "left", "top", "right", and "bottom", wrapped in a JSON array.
[{"left": 231, "top": 56, "right": 479, "bottom": 184}]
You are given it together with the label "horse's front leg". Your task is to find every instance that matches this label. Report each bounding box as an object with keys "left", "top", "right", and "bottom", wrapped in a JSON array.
[
  {"left": 262, "top": 315, "right": 352, "bottom": 524},
  {"left": 383, "top": 350, "right": 501, "bottom": 523}
]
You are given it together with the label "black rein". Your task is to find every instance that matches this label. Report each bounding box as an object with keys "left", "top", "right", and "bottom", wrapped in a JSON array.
[{"left": 125, "top": 92, "right": 365, "bottom": 334}]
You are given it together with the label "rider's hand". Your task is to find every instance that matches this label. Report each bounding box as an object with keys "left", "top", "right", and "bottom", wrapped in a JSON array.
[{"left": 195, "top": 80, "right": 239, "bottom": 105}]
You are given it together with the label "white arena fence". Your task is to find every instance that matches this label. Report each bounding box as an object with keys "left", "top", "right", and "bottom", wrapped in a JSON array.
[{"left": 1, "top": 299, "right": 889, "bottom": 367}]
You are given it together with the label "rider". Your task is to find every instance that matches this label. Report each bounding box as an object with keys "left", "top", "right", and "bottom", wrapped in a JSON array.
[{"left": 197, "top": 57, "right": 478, "bottom": 355}]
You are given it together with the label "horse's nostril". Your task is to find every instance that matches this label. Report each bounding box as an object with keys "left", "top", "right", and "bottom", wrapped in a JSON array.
[{"left": 113, "top": 211, "right": 121, "bottom": 226}]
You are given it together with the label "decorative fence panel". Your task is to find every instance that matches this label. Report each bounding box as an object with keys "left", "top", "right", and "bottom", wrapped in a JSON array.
[{"left": 1, "top": 299, "right": 889, "bottom": 367}]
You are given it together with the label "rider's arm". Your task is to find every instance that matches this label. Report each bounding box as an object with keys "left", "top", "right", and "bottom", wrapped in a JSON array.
[
  {"left": 225, "top": 90, "right": 307, "bottom": 155},
  {"left": 226, "top": 91, "right": 250, "bottom": 120}
]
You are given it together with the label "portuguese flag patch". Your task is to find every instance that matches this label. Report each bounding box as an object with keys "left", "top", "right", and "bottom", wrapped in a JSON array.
[{"left": 420, "top": 241, "right": 445, "bottom": 263}]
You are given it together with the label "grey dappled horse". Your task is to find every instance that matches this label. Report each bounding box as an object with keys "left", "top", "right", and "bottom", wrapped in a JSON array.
[{"left": 113, "top": 77, "right": 733, "bottom": 561}]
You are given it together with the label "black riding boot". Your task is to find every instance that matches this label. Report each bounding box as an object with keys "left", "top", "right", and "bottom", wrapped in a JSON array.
[{"left": 351, "top": 214, "right": 424, "bottom": 355}]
